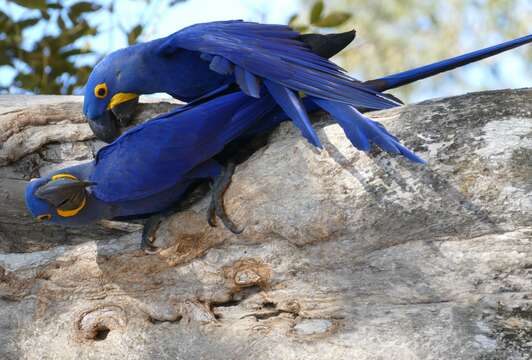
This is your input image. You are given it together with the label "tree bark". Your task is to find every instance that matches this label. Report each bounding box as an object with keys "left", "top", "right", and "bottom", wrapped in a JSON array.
[{"left": 0, "top": 90, "right": 531, "bottom": 359}]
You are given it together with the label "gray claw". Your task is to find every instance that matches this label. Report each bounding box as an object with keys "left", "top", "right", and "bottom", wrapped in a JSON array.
[
  {"left": 207, "top": 162, "right": 244, "bottom": 234},
  {"left": 141, "top": 215, "right": 163, "bottom": 254}
]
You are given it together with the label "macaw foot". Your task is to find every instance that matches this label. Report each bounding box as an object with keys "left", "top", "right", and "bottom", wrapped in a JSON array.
[
  {"left": 140, "top": 183, "right": 208, "bottom": 254},
  {"left": 141, "top": 214, "right": 164, "bottom": 254},
  {"left": 207, "top": 162, "right": 243, "bottom": 234}
]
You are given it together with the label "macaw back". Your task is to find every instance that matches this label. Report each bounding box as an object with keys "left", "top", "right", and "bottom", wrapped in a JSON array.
[
  {"left": 90, "top": 91, "right": 277, "bottom": 203},
  {"left": 142, "top": 43, "right": 230, "bottom": 101}
]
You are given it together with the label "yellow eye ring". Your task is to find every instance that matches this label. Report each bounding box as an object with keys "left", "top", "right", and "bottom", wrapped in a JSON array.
[
  {"left": 94, "top": 83, "right": 108, "bottom": 99},
  {"left": 37, "top": 214, "right": 52, "bottom": 221}
]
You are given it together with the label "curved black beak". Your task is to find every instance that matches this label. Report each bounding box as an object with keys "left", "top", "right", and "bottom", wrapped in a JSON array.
[
  {"left": 87, "top": 110, "right": 121, "bottom": 143},
  {"left": 87, "top": 96, "right": 139, "bottom": 143},
  {"left": 111, "top": 95, "right": 139, "bottom": 128},
  {"left": 36, "top": 178, "right": 94, "bottom": 209}
]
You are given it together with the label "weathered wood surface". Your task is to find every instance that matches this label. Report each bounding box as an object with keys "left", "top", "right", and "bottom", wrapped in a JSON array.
[{"left": 0, "top": 90, "right": 531, "bottom": 359}]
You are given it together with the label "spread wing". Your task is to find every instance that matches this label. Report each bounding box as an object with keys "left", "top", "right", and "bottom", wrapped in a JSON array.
[
  {"left": 156, "top": 21, "right": 401, "bottom": 148},
  {"left": 158, "top": 21, "right": 398, "bottom": 110},
  {"left": 90, "top": 92, "right": 276, "bottom": 202}
]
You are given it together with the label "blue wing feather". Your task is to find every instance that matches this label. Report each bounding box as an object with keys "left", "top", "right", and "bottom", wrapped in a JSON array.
[
  {"left": 210, "top": 55, "right": 233, "bottom": 75},
  {"left": 311, "top": 98, "right": 426, "bottom": 163},
  {"left": 244, "top": 69, "right": 261, "bottom": 98},
  {"left": 264, "top": 80, "right": 322, "bottom": 148},
  {"left": 157, "top": 21, "right": 401, "bottom": 110},
  {"left": 235, "top": 66, "right": 261, "bottom": 98}
]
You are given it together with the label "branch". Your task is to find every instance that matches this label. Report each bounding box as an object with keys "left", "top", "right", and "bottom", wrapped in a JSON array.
[{"left": 0, "top": 89, "right": 531, "bottom": 359}]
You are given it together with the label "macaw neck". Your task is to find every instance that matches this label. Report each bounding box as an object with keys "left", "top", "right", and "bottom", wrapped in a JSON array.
[
  {"left": 97, "top": 179, "right": 194, "bottom": 220},
  {"left": 123, "top": 38, "right": 230, "bottom": 102}
]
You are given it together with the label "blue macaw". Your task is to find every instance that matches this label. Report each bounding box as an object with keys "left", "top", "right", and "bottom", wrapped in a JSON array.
[
  {"left": 82, "top": 20, "right": 531, "bottom": 145},
  {"left": 26, "top": 91, "right": 281, "bottom": 250}
]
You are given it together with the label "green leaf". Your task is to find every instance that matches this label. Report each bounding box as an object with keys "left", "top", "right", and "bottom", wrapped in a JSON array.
[
  {"left": 39, "top": 9, "right": 50, "bottom": 20},
  {"left": 46, "top": 2, "right": 63, "bottom": 10},
  {"left": 127, "top": 24, "right": 143, "bottom": 45},
  {"left": 314, "top": 12, "right": 351, "bottom": 27},
  {"left": 310, "top": 1, "right": 324, "bottom": 24},
  {"left": 292, "top": 25, "right": 309, "bottom": 33},
  {"left": 287, "top": 14, "right": 298, "bottom": 27},
  {"left": 60, "top": 48, "right": 90, "bottom": 57},
  {"left": 57, "top": 14, "right": 66, "bottom": 30},
  {"left": 10, "top": 0, "right": 47, "bottom": 10},
  {"left": 17, "top": 17, "right": 40, "bottom": 29},
  {"left": 0, "top": 10, "right": 11, "bottom": 25},
  {"left": 68, "top": 1, "right": 101, "bottom": 21},
  {"left": 57, "top": 21, "right": 97, "bottom": 46},
  {"left": 0, "top": 42, "right": 13, "bottom": 66}
]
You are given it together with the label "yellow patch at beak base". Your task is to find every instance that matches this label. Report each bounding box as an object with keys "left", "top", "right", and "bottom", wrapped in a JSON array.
[{"left": 107, "top": 93, "right": 139, "bottom": 110}]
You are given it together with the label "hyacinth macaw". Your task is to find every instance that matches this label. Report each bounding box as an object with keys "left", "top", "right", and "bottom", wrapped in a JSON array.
[
  {"left": 82, "top": 20, "right": 531, "bottom": 145},
  {"left": 26, "top": 91, "right": 281, "bottom": 251}
]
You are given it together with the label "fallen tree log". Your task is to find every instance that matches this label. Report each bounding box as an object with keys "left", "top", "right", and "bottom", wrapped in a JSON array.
[{"left": 0, "top": 89, "right": 531, "bottom": 359}]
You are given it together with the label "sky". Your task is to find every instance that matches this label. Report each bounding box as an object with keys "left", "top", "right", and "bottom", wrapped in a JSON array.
[{"left": 1, "top": 0, "right": 530, "bottom": 102}]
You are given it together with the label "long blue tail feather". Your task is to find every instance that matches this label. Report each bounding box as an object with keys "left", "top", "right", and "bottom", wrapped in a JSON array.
[{"left": 364, "top": 34, "right": 532, "bottom": 92}]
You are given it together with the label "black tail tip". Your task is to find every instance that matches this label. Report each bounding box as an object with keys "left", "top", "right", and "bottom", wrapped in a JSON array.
[{"left": 300, "top": 29, "right": 357, "bottom": 59}]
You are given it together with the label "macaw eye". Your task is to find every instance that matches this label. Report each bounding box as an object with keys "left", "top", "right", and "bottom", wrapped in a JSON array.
[
  {"left": 37, "top": 214, "right": 52, "bottom": 221},
  {"left": 94, "top": 83, "right": 108, "bottom": 99}
]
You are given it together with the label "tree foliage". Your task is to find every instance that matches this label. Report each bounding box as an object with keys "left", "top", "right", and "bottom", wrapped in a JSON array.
[
  {"left": 1, "top": 1, "right": 101, "bottom": 93},
  {"left": 0, "top": 0, "right": 153, "bottom": 94},
  {"left": 289, "top": 0, "right": 352, "bottom": 32}
]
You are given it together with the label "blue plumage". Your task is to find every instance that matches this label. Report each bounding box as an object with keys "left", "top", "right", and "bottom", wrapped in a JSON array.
[
  {"left": 26, "top": 91, "right": 277, "bottom": 225},
  {"left": 364, "top": 34, "right": 532, "bottom": 91},
  {"left": 311, "top": 98, "right": 425, "bottom": 163},
  {"left": 82, "top": 20, "right": 531, "bottom": 164},
  {"left": 92, "top": 92, "right": 276, "bottom": 202},
  {"left": 264, "top": 79, "right": 322, "bottom": 148},
  {"left": 161, "top": 21, "right": 398, "bottom": 110}
]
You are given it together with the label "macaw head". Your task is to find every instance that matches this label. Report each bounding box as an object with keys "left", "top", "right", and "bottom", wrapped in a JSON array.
[
  {"left": 83, "top": 53, "right": 140, "bottom": 143},
  {"left": 25, "top": 173, "right": 96, "bottom": 225}
]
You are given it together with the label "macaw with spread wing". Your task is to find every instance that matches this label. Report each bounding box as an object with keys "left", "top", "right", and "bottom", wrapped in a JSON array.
[{"left": 82, "top": 20, "right": 531, "bottom": 145}]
